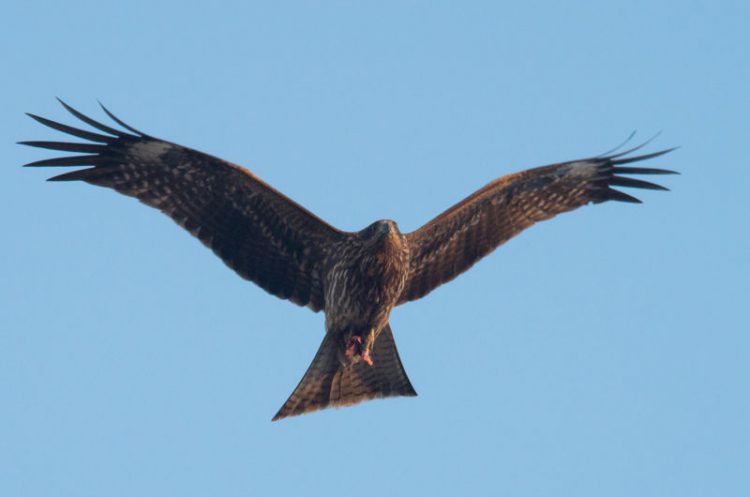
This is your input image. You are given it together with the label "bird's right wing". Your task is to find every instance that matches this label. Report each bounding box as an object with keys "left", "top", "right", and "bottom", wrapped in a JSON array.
[
  {"left": 400, "top": 146, "right": 677, "bottom": 304},
  {"left": 21, "top": 100, "right": 345, "bottom": 311}
]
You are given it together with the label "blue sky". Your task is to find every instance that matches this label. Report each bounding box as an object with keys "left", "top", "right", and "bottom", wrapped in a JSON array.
[{"left": 2, "top": 1, "right": 748, "bottom": 496}]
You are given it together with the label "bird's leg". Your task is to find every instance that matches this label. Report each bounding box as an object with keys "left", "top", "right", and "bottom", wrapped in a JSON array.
[{"left": 361, "top": 328, "right": 375, "bottom": 366}]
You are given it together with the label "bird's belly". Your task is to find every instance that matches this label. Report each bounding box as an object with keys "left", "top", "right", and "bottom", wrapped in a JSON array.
[{"left": 323, "top": 260, "right": 406, "bottom": 333}]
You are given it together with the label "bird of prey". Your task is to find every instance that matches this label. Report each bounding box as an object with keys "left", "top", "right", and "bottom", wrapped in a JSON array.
[{"left": 21, "top": 100, "right": 677, "bottom": 421}]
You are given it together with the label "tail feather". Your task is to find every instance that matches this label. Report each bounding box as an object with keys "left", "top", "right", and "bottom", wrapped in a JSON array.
[{"left": 272, "top": 324, "right": 416, "bottom": 421}]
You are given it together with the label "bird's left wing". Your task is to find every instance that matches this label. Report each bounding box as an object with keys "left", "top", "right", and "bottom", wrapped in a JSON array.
[
  {"left": 21, "top": 100, "right": 345, "bottom": 311},
  {"left": 399, "top": 146, "right": 677, "bottom": 304}
]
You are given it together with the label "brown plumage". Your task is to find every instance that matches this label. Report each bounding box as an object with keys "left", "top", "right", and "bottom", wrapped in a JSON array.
[{"left": 21, "top": 100, "right": 677, "bottom": 420}]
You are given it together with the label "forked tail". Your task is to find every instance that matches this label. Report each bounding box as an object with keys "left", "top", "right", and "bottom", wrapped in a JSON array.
[{"left": 272, "top": 324, "right": 416, "bottom": 421}]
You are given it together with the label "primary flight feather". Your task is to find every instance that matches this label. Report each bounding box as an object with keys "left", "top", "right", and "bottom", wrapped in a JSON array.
[{"left": 21, "top": 100, "right": 677, "bottom": 420}]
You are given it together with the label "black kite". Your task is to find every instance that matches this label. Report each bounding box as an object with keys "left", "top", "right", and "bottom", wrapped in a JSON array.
[{"left": 21, "top": 101, "right": 676, "bottom": 420}]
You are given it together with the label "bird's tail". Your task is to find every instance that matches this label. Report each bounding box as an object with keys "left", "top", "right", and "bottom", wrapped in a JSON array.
[{"left": 272, "top": 323, "right": 417, "bottom": 421}]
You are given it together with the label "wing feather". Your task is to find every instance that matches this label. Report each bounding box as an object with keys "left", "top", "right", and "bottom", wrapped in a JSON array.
[
  {"left": 400, "top": 147, "right": 677, "bottom": 303},
  {"left": 22, "top": 101, "right": 345, "bottom": 311}
]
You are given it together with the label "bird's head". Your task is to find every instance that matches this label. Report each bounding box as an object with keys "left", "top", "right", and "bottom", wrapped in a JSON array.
[
  {"left": 365, "top": 219, "right": 399, "bottom": 236},
  {"left": 361, "top": 219, "right": 401, "bottom": 247}
]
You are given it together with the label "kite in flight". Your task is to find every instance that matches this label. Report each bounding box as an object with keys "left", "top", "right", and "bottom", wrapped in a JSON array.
[{"left": 21, "top": 100, "right": 677, "bottom": 420}]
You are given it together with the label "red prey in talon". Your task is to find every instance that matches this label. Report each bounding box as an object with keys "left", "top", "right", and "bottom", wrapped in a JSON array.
[
  {"left": 344, "top": 335, "right": 362, "bottom": 360},
  {"left": 344, "top": 335, "right": 373, "bottom": 366}
]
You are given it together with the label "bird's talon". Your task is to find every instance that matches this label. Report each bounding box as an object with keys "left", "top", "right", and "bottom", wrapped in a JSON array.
[{"left": 362, "top": 350, "right": 373, "bottom": 366}]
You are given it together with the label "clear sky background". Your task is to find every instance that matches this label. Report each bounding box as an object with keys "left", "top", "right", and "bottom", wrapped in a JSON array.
[{"left": 2, "top": 1, "right": 748, "bottom": 496}]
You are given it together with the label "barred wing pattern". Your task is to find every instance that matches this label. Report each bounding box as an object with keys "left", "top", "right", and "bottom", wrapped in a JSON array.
[
  {"left": 401, "top": 149, "right": 677, "bottom": 303},
  {"left": 21, "top": 100, "right": 344, "bottom": 311}
]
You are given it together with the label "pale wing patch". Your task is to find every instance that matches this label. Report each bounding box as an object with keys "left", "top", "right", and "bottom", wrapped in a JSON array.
[
  {"left": 128, "top": 140, "right": 173, "bottom": 160},
  {"left": 563, "top": 160, "right": 599, "bottom": 178}
]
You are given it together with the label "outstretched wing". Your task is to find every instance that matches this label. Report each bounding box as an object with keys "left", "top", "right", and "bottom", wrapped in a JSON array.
[
  {"left": 21, "top": 100, "right": 345, "bottom": 311},
  {"left": 400, "top": 146, "right": 677, "bottom": 303}
]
